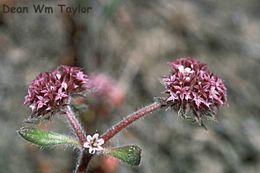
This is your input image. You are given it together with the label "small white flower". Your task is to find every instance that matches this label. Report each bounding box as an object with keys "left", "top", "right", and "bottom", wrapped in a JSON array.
[
  {"left": 185, "top": 76, "right": 191, "bottom": 81},
  {"left": 56, "top": 73, "right": 61, "bottom": 79},
  {"left": 29, "top": 104, "right": 36, "bottom": 111},
  {"left": 178, "top": 65, "right": 194, "bottom": 74},
  {"left": 83, "top": 133, "right": 104, "bottom": 154},
  {"left": 178, "top": 65, "right": 185, "bottom": 73}
]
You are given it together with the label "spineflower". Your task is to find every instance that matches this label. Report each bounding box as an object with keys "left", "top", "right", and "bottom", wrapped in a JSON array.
[
  {"left": 162, "top": 57, "right": 227, "bottom": 124},
  {"left": 83, "top": 133, "right": 104, "bottom": 154},
  {"left": 24, "top": 65, "right": 89, "bottom": 117}
]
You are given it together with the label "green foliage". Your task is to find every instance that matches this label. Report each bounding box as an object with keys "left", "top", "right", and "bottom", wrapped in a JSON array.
[
  {"left": 105, "top": 145, "right": 142, "bottom": 166},
  {"left": 18, "top": 127, "right": 79, "bottom": 147}
]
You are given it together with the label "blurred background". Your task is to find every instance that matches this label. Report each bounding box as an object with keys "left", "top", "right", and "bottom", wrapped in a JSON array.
[{"left": 1, "top": 0, "right": 260, "bottom": 173}]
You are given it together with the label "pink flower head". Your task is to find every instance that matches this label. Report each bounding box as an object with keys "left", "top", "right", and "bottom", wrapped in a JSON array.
[
  {"left": 24, "top": 65, "right": 89, "bottom": 117},
  {"left": 162, "top": 57, "right": 227, "bottom": 124},
  {"left": 88, "top": 74, "right": 124, "bottom": 106},
  {"left": 89, "top": 74, "right": 115, "bottom": 97}
]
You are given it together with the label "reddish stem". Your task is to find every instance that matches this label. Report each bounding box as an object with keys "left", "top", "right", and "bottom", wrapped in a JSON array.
[
  {"left": 64, "top": 105, "right": 87, "bottom": 146},
  {"left": 75, "top": 151, "right": 93, "bottom": 173},
  {"left": 64, "top": 106, "right": 92, "bottom": 173},
  {"left": 101, "top": 102, "right": 162, "bottom": 143}
]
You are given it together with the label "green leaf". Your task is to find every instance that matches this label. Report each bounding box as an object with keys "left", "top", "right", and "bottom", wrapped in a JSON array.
[
  {"left": 18, "top": 127, "right": 79, "bottom": 147},
  {"left": 105, "top": 145, "right": 142, "bottom": 166}
]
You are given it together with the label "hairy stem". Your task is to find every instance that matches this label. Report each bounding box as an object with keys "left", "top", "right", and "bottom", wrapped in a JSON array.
[
  {"left": 75, "top": 151, "right": 92, "bottom": 173},
  {"left": 64, "top": 105, "right": 87, "bottom": 146},
  {"left": 101, "top": 102, "right": 162, "bottom": 143}
]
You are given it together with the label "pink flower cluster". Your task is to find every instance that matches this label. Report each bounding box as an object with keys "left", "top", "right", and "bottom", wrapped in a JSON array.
[
  {"left": 24, "top": 65, "right": 89, "bottom": 117},
  {"left": 162, "top": 58, "right": 227, "bottom": 122},
  {"left": 89, "top": 74, "right": 116, "bottom": 97},
  {"left": 88, "top": 74, "right": 124, "bottom": 106}
]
